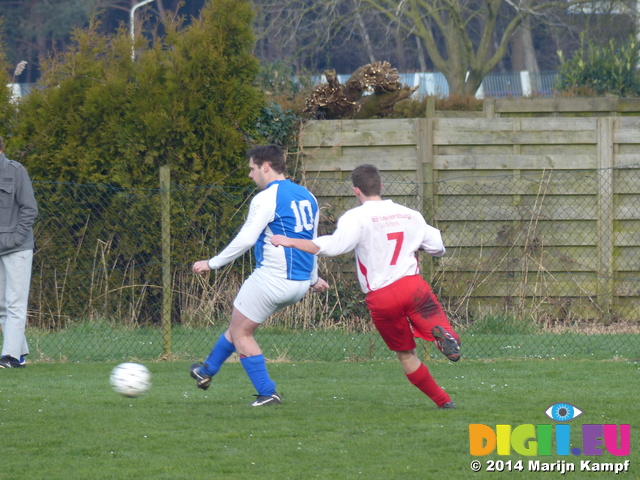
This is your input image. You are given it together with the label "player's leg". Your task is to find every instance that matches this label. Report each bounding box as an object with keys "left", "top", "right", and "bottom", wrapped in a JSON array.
[
  {"left": 228, "top": 307, "right": 263, "bottom": 357},
  {"left": 229, "top": 270, "right": 308, "bottom": 406},
  {"left": 404, "top": 276, "right": 461, "bottom": 361},
  {"left": 201, "top": 331, "right": 236, "bottom": 376},
  {"left": 229, "top": 309, "right": 280, "bottom": 405},
  {"left": 366, "top": 279, "right": 454, "bottom": 407},
  {"left": 397, "top": 350, "right": 453, "bottom": 408},
  {"left": 192, "top": 269, "right": 268, "bottom": 392}
]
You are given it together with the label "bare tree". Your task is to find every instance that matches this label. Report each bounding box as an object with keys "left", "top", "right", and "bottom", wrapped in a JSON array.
[
  {"left": 353, "top": 0, "right": 378, "bottom": 63},
  {"left": 359, "top": 0, "right": 632, "bottom": 96},
  {"left": 252, "top": 0, "right": 407, "bottom": 73},
  {"left": 511, "top": 16, "right": 539, "bottom": 73}
]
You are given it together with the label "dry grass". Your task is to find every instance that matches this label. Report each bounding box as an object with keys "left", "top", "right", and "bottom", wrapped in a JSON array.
[
  {"left": 28, "top": 171, "right": 640, "bottom": 336},
  {"left": 176, "top": 257, "right": 374, "bottom": 333}
]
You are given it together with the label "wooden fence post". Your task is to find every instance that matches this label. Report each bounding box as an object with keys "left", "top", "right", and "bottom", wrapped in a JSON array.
[
  {"left": 426, "top": 97, "right": 436, "bottom": 118},
  {"left": 160, "top": 165, "right": 172, "bottom": 356},
  {"left": 418, "top": 118, "right": 435, "bottom": 282},
  {"left": 597, "top": 117, "right": 615, "bottom": 317},
  {"left": 483, "top": 98, "right": 495, "bottom": 118}
]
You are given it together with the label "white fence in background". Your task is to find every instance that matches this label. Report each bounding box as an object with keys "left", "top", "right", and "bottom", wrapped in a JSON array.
[
  {"left": 10, "top": 71, "right": 559, "bottom": 101},
  {"left": 312, "top": 71, "right": 559, "bottom": 99}
]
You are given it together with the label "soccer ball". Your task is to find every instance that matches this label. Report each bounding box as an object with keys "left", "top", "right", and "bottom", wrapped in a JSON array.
[{"left": 110, "top": 362, "right": 151, "bottom": 398}]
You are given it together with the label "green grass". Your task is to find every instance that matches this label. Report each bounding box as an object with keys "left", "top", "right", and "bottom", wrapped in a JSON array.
[
  {"left": 27, "top": 323, "right": 640, "bottom": 362},
  {"left": 0, "top": 359, "right": 637, "bottom": 479}
]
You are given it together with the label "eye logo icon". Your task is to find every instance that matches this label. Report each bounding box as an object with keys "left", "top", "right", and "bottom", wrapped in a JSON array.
[{"left": 545, "top": 403, "right": 583, "bottom": 422}]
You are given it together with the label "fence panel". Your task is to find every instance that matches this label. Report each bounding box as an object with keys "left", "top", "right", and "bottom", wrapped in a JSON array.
[{"left": 300, "top": 117, "right": 640, "bottom": 359}]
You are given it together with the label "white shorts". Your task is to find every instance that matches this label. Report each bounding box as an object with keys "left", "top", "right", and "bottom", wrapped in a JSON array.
[{"left": 233, "top": 268, "right": 311, "bottom": 324}]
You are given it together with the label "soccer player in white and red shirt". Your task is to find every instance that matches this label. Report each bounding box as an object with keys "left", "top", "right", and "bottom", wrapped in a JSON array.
[{"left": 271, "top": 163, "right": 460, "bottom": 408}]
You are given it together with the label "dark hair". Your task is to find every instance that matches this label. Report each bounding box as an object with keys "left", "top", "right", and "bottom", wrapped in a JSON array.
[
  {"left": 351, "top": 164, "right": 381, "bottom": 196},
  {"left": 0, "top": 136, "right": 4, "bottom": 151},
  {"left": 246, "top": 144, "right": 286, "bottom": 174}
]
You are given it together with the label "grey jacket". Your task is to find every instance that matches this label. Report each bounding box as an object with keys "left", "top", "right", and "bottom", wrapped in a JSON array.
[{"left": 0, "top": 153, "right": 38, "bottom": 255}]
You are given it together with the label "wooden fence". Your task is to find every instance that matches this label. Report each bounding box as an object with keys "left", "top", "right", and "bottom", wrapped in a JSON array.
[{"left": 299, "top": 109, "right": 640, "bottom": 323}]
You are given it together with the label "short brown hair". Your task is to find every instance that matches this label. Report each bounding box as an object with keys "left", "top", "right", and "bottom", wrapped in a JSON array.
[
  {"left": 351, "top": 164, "right": 381, "bottom": 196},
  {"left": 246, "top": 144, "right": 286, "bottom": 174}
]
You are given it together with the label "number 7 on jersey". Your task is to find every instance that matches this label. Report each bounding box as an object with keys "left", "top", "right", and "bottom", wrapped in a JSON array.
[{"left": 387, "top": 232, "right": 404, "bottom": 265}]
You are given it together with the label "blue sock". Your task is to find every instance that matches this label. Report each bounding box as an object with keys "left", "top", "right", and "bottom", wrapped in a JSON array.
[
  {"left": 201, "top": 335, "right": 236, "bottom": 376},
  {"left": 240, "top": 354, "right": 276, "bottom": 396}
]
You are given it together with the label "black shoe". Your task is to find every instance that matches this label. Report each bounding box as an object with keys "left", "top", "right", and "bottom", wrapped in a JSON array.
[
  {"left": 432, "top": 326, "right": 461, "bottom": 362},
  {"left": 439, "top": 401, "right": 456, "bottom": 409},
  {"left": 251, "top": 393, "right": 282, "bottom": 407},
  {"left": 190, "top": 363, "right": 212, "bottom": 390},
  {"left": 0, "top": 356, "right": 25, "bottom": 369}
]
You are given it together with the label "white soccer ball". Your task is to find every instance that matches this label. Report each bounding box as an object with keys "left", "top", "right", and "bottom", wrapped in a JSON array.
[{"left": 110, "top": 362, "right": 151, "bottom": 398}]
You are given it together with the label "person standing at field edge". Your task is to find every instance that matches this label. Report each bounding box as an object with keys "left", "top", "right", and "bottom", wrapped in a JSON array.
[
  {"left": 0, "top": 136, "right": 38, "bottom": 369},
  {"left": 271, "top": 163, "right": 460, "bottom": 408},
  {"left": 190, "top": 144, "right": 329, "bottom": 406}
]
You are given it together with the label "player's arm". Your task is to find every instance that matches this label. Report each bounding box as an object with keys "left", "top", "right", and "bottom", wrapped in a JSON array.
[
  {"left": 312, "top": 213, "right": 360, "bottom": 257},
  {"left": 269, "top": 235, "right": 329, "bottom": 292},
  {"left": 272, "top": 213, "right": 359, "bottom": 257},
  {"left": 193, "top": 196, "right": 273, "bottom": 275},
  {"left": 419, "top": 223, "right": 446, "bottom": 257},
  {"left": 270, "top": 235, "right": 320, "bottom": 254},
  {"left": 310, "top": 277, "right": 329, "bottom": 292},
  {"left": 308, "top": 205, "right": 322, "bottom": 287}
]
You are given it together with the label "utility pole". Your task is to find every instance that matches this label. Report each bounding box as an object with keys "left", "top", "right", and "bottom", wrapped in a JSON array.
[{"left": 130, "top": 0, "right": 157, "bottom": 60}]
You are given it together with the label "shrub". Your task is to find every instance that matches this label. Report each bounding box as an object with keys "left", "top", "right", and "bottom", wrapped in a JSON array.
[
  {"left": 0, "top": 24, "right": 17, "bottom": 137},
  {"left": 12, "top": 2, "right": 266, "bottom": 327},
  {"left": 556, "top": 34, "right": 640, "bottom": 97},
  {"left": 13, "top": 1, "right": 264, "bottom": 188},
  {"left": 390, "top": 94, "right": 484, "bottom": 118}
]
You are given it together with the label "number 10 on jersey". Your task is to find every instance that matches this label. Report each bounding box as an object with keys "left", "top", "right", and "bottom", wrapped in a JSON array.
[{"left": 291, "top": 200, "right": 314, "bottom": 232}]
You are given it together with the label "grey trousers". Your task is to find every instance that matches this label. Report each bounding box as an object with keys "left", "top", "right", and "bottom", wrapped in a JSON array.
[{"left": 0, "top": 249, "right": 33, "bottom": 359}]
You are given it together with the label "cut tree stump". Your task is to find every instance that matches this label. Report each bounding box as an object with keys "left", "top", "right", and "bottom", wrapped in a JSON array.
[{"left": 304, "top": 61, "right": 417, "bottom": 119}]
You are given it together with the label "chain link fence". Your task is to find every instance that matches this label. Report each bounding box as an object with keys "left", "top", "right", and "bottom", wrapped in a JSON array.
[{"left": 25, "top": 170, "right": 640, "bottom": 363}]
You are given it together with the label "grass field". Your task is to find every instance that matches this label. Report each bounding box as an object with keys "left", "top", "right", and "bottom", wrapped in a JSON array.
[
  {"left": 1, "top": 359, "right": 637, "bottom": 480},
  {"left": 27, "top": 323, "right": 640, "bottom": 362}
]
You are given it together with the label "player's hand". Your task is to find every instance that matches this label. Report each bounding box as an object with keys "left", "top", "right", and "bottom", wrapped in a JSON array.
[
  {"left": 310, "top": 277, "right": 329, "bottom": 293},
  {"left": 270, "top": 234, "right": 291, "bottom": 247},
  {"left": 192, "top": 260, "right": 212, "bottom": 275}
]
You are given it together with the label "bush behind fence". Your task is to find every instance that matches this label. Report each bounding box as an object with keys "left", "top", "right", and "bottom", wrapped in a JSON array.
[{"left": 26, "top": 172, "right": 640, "bottom": 362}]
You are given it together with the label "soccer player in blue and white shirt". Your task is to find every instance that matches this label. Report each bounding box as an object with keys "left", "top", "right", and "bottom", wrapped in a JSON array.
[
  {"left": 271, "top": 164, "right": 460, "bottom": 408},
  {"left": 191, "top": 145, "right": 328, "bottom": 406}
]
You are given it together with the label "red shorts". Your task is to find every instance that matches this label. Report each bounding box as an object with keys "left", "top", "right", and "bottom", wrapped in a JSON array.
[{"left": 365, "top": 275, "right": 454, "bottom": 352}]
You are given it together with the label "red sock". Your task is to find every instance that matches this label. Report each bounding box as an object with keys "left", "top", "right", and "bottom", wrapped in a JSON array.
[{"left": 406, "top": 363, "right": 450, "bottom": 407}]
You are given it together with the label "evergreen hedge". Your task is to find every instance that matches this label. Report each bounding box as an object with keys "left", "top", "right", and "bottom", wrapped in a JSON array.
[{"left": 4, "top": 1, "right": 271, "bottom": 326}]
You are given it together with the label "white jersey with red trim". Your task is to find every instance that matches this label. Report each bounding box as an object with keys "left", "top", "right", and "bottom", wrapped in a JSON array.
[{"left": 313, "top": 199, "right": 445, "bottom": 293}]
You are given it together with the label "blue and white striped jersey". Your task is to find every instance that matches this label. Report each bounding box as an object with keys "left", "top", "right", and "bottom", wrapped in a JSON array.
[{"left": 208, "top": 179, "right": 319, "bottom": 283}]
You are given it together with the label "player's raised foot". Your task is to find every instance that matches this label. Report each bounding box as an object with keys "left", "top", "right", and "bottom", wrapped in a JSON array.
[
  {"left": 432, "top": 326, "right": 461, "bottom": 362},
  {"left": 251, "top": 393, "right": 282, "bottom": 407},
  {"left": 190, "top": 363, "right": 212, "bottom": 390},
  {"left": 438, "top": 401, "right": 456, "bottom": 409}
]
